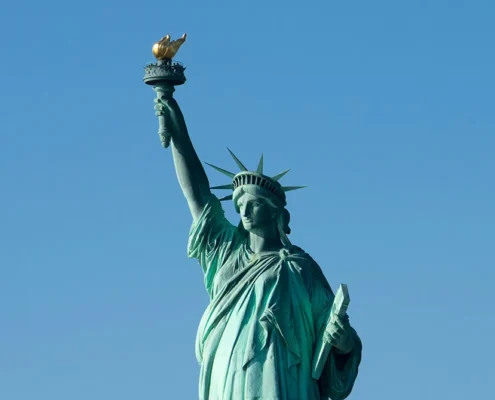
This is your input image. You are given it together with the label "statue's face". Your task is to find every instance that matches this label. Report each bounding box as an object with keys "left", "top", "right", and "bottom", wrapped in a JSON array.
[{"left": 237, "top": 193, "right": 274, "bottom": 232}]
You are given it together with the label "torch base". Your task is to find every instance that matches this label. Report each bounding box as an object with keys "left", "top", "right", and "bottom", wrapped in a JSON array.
[{"left": 143, "top": 59, "right": 186, "bottom": 86}]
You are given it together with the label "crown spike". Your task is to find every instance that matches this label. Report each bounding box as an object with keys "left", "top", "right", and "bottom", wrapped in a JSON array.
[
  {"left": 219, "top": 194, "right": 233, "bottom": 201},
  {"left": 256, "top": 154, "right": 264, "bottom": 174},
  {"left": 205, "top": 162, "right": 236, "bottom": 178},
  {"left": 227, "top": 148, "right": 248, "bottom": 171},
  {"left": 272, "top": 169, "right": 290, "bottom": 181},
  {"left": 281, "top": 186, "right": 307, "bottom": 192}
]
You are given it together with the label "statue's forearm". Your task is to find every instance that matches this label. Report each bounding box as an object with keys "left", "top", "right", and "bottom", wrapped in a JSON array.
[
  {"left": 167, "top": 99, "right": 211, "bottom": 218},
  {"left": 171, "top": 135, "right": 210, "bottom": 197}
]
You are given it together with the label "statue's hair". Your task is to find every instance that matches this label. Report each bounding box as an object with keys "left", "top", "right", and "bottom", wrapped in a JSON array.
[{"left": 234, "top": 186, "right": 292, "bottom": 248}]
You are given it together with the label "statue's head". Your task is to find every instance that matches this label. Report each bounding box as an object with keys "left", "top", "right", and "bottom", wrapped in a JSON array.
[
  {"left": 206, "top": 149, "right": 305, "bottom": 246},
  {"left": 233, "top": 185, "right": 291, "bottom": 241}
]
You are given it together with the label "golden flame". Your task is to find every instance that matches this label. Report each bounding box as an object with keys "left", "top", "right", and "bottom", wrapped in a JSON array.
[{"left": 152, "top": 33, "right": 187, "bottom": 60}]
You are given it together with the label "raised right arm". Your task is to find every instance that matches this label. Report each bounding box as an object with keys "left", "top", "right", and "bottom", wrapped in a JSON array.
[{"left": 158, "top": 97, "right": 212, "bottom": 221}]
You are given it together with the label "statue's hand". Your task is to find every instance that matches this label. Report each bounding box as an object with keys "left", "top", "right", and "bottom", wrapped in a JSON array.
[
  {"left": 154, "top": 97, "right": 168, "bottom": 118},
  {"left": 324, "top": 314, "right": 356, "bottom": 354},
  {"left": 153, "top": 97, "right": 183, "bottom": 142}
]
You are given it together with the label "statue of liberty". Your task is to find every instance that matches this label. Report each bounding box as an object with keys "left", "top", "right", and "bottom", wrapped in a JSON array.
[{"left": 147, "top": 34, "right": 362, "bottom": 400}]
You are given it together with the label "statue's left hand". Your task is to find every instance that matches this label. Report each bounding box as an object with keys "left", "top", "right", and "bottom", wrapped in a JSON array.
[{"left": 324, "top": 314, "right": 356, "bottom": 354}]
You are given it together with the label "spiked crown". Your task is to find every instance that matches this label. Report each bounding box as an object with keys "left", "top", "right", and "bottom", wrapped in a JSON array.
[{"left": 206, "top": 148, "right": 306, "bottom": 206}]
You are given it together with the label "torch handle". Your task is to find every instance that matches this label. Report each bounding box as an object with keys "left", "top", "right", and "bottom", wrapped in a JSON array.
[{"left": 154, "top": 84, "right": 176, "bottom": 148}]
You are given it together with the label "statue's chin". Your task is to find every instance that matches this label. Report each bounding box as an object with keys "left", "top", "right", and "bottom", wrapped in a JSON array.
[
  {"left": 242, "top": 224, "right": 274, "bottom": 236},
  {"left": 242, "top": 218, "right": 275, "bottom": 234},
  {"left": 242, "top": 222, "right": 253, "bottom": 231}
]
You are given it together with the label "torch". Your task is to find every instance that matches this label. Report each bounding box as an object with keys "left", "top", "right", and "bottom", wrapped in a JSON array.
[{"left": 143, "top": 33, "right": 187, "bottom": 148}]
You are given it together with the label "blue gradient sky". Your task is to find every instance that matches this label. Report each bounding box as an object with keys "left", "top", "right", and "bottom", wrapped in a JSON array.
[{"left": 1, "top": 1, "right": 494, "bottom": 399}]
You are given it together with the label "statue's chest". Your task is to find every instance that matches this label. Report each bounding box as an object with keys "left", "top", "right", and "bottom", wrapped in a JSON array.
[{"left": 213, "top": 251, "right": 282, "bottom": 296}]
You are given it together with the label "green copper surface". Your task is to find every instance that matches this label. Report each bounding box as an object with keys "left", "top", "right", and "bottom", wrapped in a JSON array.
[{"left": 148, "top": 66, "right": 362, "bottom": 399}]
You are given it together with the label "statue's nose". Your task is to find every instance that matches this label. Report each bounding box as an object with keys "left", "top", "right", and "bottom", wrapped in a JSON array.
[{"left": 240, "top": 206, "right": 251, "bottom": 217}]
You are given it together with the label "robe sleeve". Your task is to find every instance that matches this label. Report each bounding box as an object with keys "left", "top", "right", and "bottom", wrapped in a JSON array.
[
  {"left": 187, "top": 195, "right": 238, "bottom": 296},
  {"left": 308, "top": 263, "right": 362, "bottom": 400}
]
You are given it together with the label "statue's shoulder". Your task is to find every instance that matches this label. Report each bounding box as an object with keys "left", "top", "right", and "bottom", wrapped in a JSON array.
[
  {"left": 287, "top": 245, "right": 332, "bottom": 290},
  {"left": 287, "top": 245, "right": 317, "bottom": 265}
]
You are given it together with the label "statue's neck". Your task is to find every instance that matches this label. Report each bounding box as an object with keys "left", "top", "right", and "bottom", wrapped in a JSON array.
[{"left": 248, "top": 228, "right": 283, "bottom": 254}]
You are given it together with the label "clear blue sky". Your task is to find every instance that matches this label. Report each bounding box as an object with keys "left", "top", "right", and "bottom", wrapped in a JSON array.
[{"left": 1, "top": 0, "right": 494, "bottom": 399}]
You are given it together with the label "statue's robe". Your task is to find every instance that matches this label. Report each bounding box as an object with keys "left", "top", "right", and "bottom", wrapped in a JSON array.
[{"left": 188, "top": 196, "right": 361, "bottom": 400}]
